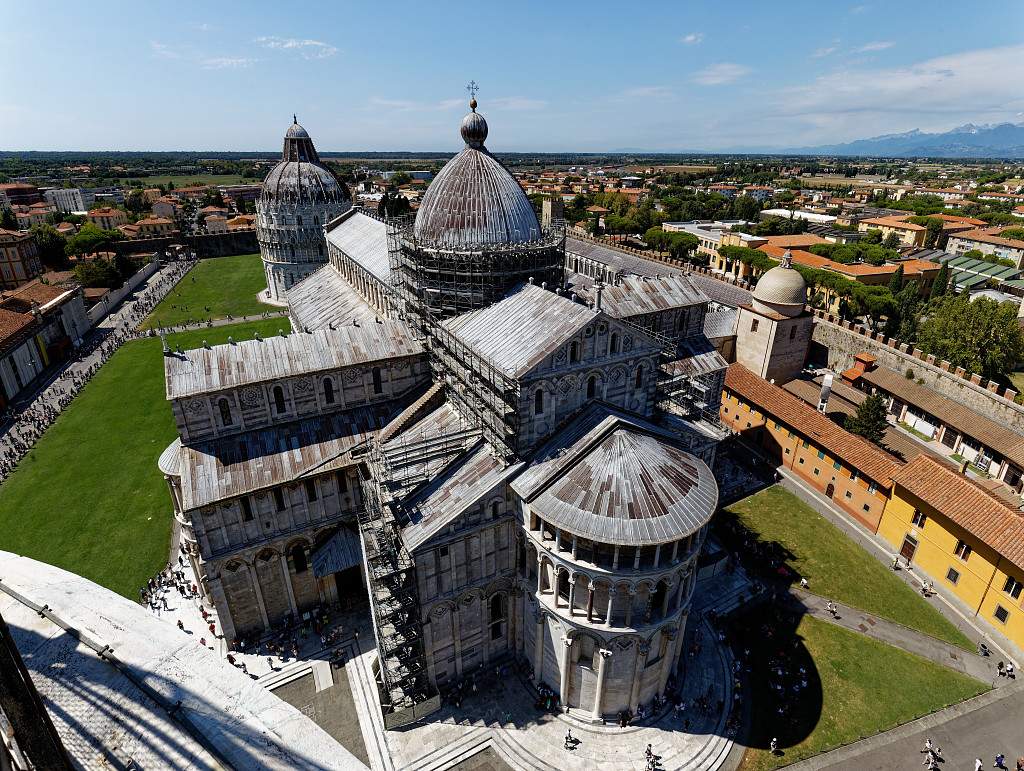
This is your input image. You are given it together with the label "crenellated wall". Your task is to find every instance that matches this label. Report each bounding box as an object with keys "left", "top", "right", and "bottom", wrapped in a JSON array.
[{"left": 810, "top": 312, "right": 1024, "bottom": 432}]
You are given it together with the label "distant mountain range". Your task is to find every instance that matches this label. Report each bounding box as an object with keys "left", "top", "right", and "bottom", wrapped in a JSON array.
[{"left": 784, "top": 123, "right": 1024, "bottom": 158}]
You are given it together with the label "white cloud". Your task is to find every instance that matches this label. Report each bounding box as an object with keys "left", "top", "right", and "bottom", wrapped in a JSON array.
[
  {"left": 854, "top": 40, "right": 894, "bottom": 53},
  {"left": 255, "top": 36, "right": 338, "bottom": 60},
  {"left": 850, "top": 4, "right": 869, "bottom": 12},
  {"left": 812, "top": 45, "right": 838, "bottom": 58},
  {"left": 692, "top": 63, "right": 750, "bottom": 86},
  {"left": 201, "top": 57, "right": 256, "bottom": 70},
  {"left": 150, "top": 41, "right": 182, "bottom": 59},
  {"left": 195, "top": 22, "right": 215, "bottom": 32},
  {"left": 489, "top": 96, "right": 547, "bottom": 111},
  {"left": 620, "top": 85, "right": 674, "bottom": 99},
  {"left": 779, "top": 43, "right": 1024, "bottom": 136},
  {"left": 681, "top": 32, "right": 704, "bottom": 45}
]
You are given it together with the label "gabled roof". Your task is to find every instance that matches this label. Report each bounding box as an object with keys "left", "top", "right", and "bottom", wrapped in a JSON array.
[
  {"left": 444, "top": 282, "right": 660, "bottom": 379},
  {"left": 858, "top": 365, "right": 1024, "bottom": 467},
  {"left": 164, "top": 323, "right": 423, "bottom": 399},
  {"left": 725, "top": 363, "right": 901, "bottom": 487},
  {"left": 584, "top": 274, "right": 708, "bottom": 318},
  {"left": 401, "top": 441, "right": 523, "bottom": 552},
  {"left": 891, "top": 455, "right": 1024, "bottom": 573},
  {"left": 511, "top": 404, "right": 717, "bottom": 545},
  {"left": 285, "top": 264, "right": 379, "bottom": 331},
  {"left": 177, "top": 404, "right": 397, "bottom": 509},
  {"left": 325, "top": 209, "right": 390, "bottom": 283}
]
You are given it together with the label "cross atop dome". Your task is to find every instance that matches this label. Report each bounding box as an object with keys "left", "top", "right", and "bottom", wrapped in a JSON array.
[{"left": 466, "top": 80, "right": 479, "bottom": 111}]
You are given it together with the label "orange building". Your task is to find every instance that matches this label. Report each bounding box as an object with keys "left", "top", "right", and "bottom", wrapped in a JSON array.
[{"left": 721, "top": 363, "right": 901, "bottom": 530}]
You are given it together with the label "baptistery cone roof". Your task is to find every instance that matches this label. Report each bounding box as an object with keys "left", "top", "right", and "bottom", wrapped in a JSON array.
[
  {"left": 261, "top": 117, "right": 351, "bottom": 205},
  {"left": 413, "top": 98, "right": 541, "bottom": 248}
]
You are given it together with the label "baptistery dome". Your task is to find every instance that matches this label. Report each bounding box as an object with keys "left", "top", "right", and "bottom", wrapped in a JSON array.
[
  {"left": 414, "top": 99, "right": 541, "bottom": 248},
  {"left": 752, "top": 250, "right": 807, "bottom": 317},
  {"left": 260, "top": 117, "right": 350, "bottom": 205},
  {"left": 256, "top": 117, "right": 352, "bottom": 305}
]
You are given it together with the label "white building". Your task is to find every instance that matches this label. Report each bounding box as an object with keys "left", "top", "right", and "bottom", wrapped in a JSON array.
[
  {"left": 43, "top": 187, "right": 95, "bottom": 213},
  {"left": 256, "top": 117, "right": 352, "bottom": 305}
]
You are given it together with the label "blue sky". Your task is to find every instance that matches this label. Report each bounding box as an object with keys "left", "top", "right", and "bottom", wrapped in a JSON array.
[{"left": 2, "top": 0, "right": 1023, "bottom": 152}]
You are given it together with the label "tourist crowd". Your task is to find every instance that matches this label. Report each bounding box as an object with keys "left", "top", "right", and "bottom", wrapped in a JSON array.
[{"left": 0, "top": 257, "right": 196, "bottom": 481}]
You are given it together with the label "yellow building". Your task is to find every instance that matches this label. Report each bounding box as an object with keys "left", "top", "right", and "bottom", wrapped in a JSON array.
[{"left": 878, "top": 455, "right": 1024, "bottom": 649}]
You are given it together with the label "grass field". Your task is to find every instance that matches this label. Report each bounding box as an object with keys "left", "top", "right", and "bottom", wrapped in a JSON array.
[
  {"left": 121, "top": 174, "right": 251, "bottom": 188},
  {"left": 142, "top": 253, "right": 277, "bottom": 329},
  {"left": 0, "top": 319, "right": 290, "bottom": 599},
  {"left": 723, "top": 485, "right": 975, "bottom": 650},
  {"left": 738, "top": 611, "right": 986, "bottom": 770}
]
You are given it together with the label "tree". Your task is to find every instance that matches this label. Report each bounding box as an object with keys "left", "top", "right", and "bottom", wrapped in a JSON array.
[
  {"left": 887, "top": 264, "right": 904, "bottom": 294},
  {"left": 847, "top": 393, "right": 889, "bottom": 445},
  {"left": 64, "top": 223, "right": 123, "bottom": 257},
  {"left": 30, "top": 224, "right": 69, "bottom": 269},
  {"left": 0, "top": 208, "right": 16, "bottom": 230},
  {"left": 124, "top": 190, "right": 148, "bottom": 216},
  {"left": 917, "top": 294, "right": 1024, "bottom": 379},
  {"left": 388, "top": 171, "right": 412, "bottom": 188},
  {"left": 929, "top": 261, "right": 949, "bottom": 300},
  {"left": 882, "top": 231, "right": 902, "bottom": 249}
]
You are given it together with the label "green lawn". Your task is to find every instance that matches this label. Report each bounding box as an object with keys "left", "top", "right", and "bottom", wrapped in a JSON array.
[
  {"left": 723, "top": 485, "right": 975, "bottom": 650},
  {"left": 142, "top": 253, "right": 278, "bottom": 329},
  {"left": 738, "top": 611, "right": 986, "bottom": 770},
  {"left": 0, "top": 319, "right": 290, "bottom": 598},
  {"left": 122, "top": 174, "right": 251, "bottom": 188}
]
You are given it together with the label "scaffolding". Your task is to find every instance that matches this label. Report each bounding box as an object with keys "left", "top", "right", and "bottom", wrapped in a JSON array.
[
  {"left": 356, "top": 471, "right": 440, "bottom": 728},
  {"left": 388, "top": 216, "right": 565, "bottom": 321}
]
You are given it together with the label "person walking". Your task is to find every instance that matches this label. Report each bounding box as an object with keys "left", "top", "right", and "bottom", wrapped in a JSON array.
[
  {"left": 564, "top": 729, "right": 573, "bottom": 750},
  {"left": 770, "top": 738, "right": 778, "bottom": 755},
  {"left": 996, "top": 754, "right": 1006, "bottom": 770},
  {"left": 997, "top": 661, "right": 1006, "bottom": 677}
]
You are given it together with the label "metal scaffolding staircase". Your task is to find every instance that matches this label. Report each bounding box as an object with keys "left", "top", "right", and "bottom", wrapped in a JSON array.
[{"left": 356, "top": 487, "right": 439, "bottom": 728}]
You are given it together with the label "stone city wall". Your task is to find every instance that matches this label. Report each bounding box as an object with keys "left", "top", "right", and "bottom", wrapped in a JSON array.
[
  {"left": 810, "top": 311, "right": 1024, "bottom": 431},
  {"left": 114, "top": 229, "right": 258, "bottom": 259}
]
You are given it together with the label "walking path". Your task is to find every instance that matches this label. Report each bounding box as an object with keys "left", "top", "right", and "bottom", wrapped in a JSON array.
[
  {"left": 0, "top": 259, "right": 195, "bottom": 480},
  {"left": 776, "top": 463, "right": 1022, "bottom": 665},
  {"left": 787, "top": 591, "right": 1001, "bottom": 686},
  {"left": 785, "top": 679, "right": 1024, "bottom": 770}
]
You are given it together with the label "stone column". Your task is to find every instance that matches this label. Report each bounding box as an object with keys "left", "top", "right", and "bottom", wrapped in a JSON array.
[
  {"left": 604, "top": 587, "right": 617, "bottom": 628},
  {"left": 452, "top": 604, "right": 464, "bottom": 678},
  {"left": 567, "top": 574, "right": 577, "bottom": 617},
  {"left": 629, "top": 641, "right": 650, "bottom": 712},
  {"left": 533, "top": 611, "right": 545, "bottom": 682},
  {"left": 247, "top": 563, "right": 270, "bottom": 630},
  {"left": 671, "top": 540, "right": 679, "bottom": 562},
  {"left": 586, "top": 584, "right": 595, "bottom": 622},
  {"left": 673, "top": 573, "right": 687, "bottom": 611},
  {"left": 673, "top": 612, "right": 689, "bottom": 676},
  {"left": 661, "top": 581, "right": 673, "bottom": 620},
  {"left": 612, "top": 545, "right": 620, "bottom": 570},
  {"left": 279, "top": 554, "right": 299, "bottom": 617},
  {"left": 657, "top": 630, "right": 678, "bottom": 697},
  {"left": 537, "top": 555, "right": 545, "bottom": 596},
  {"left": 559, "top": 635, "right": 573, "bottom": 707},
  {"left": 653, "top": 544, "right": 661, "bottom": 569},
  {"left": 625, "top": 587, "right": 635, "bottom": 628},
  {"left": 591, "top": 648, "right": 613, "bottom": 720}
]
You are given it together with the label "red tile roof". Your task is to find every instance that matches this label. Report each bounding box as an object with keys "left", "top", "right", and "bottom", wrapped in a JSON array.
[
  {"left": 891, "top": 454, "right": 1024, "bottom": 573},
  {"left": 724, "top": 363, "right": 902, "bottom": 487}
]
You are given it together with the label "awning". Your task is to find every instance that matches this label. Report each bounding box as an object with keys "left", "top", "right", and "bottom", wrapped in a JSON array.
[{"left": 312, "top": 526, "right": 364, "bottom": 577}]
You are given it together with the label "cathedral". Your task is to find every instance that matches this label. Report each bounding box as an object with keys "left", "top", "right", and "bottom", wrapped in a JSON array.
[{"left": 158, "top": 96, "right": 730, "bottom": 728}]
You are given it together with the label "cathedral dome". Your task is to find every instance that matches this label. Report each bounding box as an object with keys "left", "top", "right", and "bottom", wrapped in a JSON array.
[
  {"left": 260, "top": 117, "right": 350, "bottom": 205},
  {"left": 752, "top": 250, "right": 807, "bottom": 317},
  {"left": 414, "top": 99, "right": 541, "bottom": 248}
]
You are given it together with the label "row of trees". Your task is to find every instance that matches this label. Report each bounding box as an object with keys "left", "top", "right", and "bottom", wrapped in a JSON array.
[{"left": 643, "top": 228, "right": 699, "bottom": 261}]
